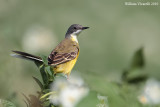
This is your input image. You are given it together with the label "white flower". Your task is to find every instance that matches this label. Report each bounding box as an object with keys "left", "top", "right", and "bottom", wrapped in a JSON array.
[
  {"left": 97, "top": 94, "right": 108, "bottom": 107},
  {"left": 49, "top": 73, "right": 89, "bottom": 107},
  {"left": 97, "top": 94, "right": 107, "bottom": 101},
  {"left": 22, "top": 25, "right": 58, "bottom": 53},
  {"left": 138, "top": 79, "right": 160, "bottom": 105}
]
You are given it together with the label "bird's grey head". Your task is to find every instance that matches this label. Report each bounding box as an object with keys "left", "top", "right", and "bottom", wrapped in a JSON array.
[{"left": 65, "top": 24, "right": 89, "bottom": 38}]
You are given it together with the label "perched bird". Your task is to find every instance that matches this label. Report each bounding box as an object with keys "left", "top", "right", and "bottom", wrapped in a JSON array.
[{"left": 12, "top": 24, "right": 89, "bottom": 77}]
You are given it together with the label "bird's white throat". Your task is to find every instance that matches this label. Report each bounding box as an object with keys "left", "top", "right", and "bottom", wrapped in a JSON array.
[
  {"left": 70, "top": 34, "right": 78, "bottom": 43},
  {"left": 70, "top": 30, "right": 82, "bottom": 43}
]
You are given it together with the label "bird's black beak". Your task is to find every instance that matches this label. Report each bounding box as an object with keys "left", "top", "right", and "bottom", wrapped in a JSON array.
[{"left": 82, "top": 27, "right": 89, "bottom": 30}]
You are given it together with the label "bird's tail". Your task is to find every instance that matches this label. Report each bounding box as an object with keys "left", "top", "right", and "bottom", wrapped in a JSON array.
[{"left": 11, "top": 50, "right": 43, "bottom": 63}]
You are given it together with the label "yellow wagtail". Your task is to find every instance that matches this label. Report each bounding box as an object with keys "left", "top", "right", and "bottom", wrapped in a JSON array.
[{"left": 12, "top": 24, "right": 89, "bottom": 76}]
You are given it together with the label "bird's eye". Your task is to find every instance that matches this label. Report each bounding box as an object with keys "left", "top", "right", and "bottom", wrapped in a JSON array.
[{"left": 74, "top": 27, "right": 77, "bottom": 29}]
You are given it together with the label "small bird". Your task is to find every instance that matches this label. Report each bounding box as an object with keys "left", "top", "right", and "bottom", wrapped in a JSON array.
[{"left": 12, "top": 24, "right": 89, "bottom": 77}]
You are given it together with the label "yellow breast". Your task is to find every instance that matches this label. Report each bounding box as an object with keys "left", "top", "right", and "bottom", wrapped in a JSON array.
[{"left": 53, "top": 52, "right": 79, "bottom": 76}]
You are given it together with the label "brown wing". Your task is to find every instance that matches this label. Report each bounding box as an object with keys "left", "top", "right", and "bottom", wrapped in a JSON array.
[{"left": 48, "top": 39, "right": 79, "bottom": 65}]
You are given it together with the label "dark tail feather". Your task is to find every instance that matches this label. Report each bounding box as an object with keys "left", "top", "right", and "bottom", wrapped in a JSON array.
[{"left": 11, "top": 50, "right": 43, "bottom": 63}]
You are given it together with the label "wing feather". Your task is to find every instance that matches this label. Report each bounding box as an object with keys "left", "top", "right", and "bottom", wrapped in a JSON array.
[
  {"left": 48, "top": 50, "right": 78, "bottom": 65},
  {"left": 48, "top": 39, "right": 79, "bottom": 65}
]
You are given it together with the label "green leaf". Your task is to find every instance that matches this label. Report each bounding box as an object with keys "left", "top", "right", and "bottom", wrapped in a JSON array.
[
  {"left": 50, "top": 104, "right": 55, "bottom": 107},
  {"left": 122, "top": 47, "right": 147, "bottom": 83},
  {"left": 40, "top": 91, "right": 56, "bottom": 100},
  {"left": 32, "top": 76, "right": 44, "bottom": 90},
  {"left": 125, "top": 69, "right": 148, "bottom": 84},
  {"left": 34, "top": 61, "right": 43, "bottom": 68},
  {"left": 42, "top": 89, "right": 51, "bottom": 94},
  {"left": 42, "top": 100, "right": 50, "bottom": 107},
  {"left": 40, "top": 55, "right": 48, "bottom": 65},
  {"left": 45, "top": 66, "right": 52, "bottom": 76},
  {"left": 130, "top": 47, "right": 145, "bottom": 70},
  {"left": 0, "top": 99, "right": 16, "bottom": 107},
  {"left": 39, "top": 65, "right": 49, "bottom": 85}
]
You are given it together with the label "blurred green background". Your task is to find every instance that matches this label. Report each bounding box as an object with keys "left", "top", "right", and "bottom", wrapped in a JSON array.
[{"left": 0, "top": 0, "right": 160, "bottom": 107}]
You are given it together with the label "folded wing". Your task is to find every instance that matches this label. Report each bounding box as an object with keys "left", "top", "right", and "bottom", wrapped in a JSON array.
[{"left": 48, "top": 39, "right": 79, "bottom": 65}]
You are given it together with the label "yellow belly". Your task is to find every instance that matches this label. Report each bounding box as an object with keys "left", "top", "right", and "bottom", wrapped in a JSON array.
[{"left": 53, "top": 56, "right": 78, "bottom": 76}]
